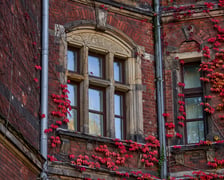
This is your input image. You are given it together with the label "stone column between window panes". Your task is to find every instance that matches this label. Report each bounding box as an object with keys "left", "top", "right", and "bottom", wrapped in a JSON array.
[
  {"left": 106, "top": 52, "right": 115, "bottom": 137},
  {"left": 82, "top": 46, "right": 89, "bottom": 133},
  {"left": 127, "top": 57, "right": 136, "bottom": 139},
  {"left": 135, "top": 54, "right": 143, "bottom": 139}
]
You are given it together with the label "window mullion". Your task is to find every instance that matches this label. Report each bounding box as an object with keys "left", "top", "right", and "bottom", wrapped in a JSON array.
[
  {"left": 83, "top": 46, "right": 89, "bottom": 133},
  {"left": 107, "top": 52, "right": 115, "bottom": 137}
]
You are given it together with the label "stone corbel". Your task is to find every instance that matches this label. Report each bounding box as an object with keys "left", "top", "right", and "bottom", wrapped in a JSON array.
[{"left": 96, "top": 8, "right": 108, "bottom": 31}]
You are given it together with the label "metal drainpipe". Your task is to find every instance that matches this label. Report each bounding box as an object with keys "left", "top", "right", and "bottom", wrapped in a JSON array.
[
  {"left": 40, "top": 0, "right": 49, "bottom": 179},
  {"left": 153, "top": 0, "right": 167, "bottom": 178}
]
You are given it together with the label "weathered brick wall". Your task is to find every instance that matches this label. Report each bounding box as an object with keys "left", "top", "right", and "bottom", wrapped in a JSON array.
[
  {"left": 0, "top": 0, "right": 41, "bottom": 148},
  {"left": 0, "top": 143, "right": 37, "bottom": 180}
]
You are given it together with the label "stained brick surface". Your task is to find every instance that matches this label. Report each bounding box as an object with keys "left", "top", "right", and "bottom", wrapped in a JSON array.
[
  {"left": 0, "top": 143, "right": 37, "bottom": 180},
  {"left": 0, "top": 0, "right": 41, "bottom": 148}
]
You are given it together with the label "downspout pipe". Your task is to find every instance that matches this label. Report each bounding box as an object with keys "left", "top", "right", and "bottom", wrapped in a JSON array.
[
  {"left": 153, "top": 0, "right": 167, "bottom": 179},
  {"left": 40, "top": 0, "right": 49, "bottom": 179}
]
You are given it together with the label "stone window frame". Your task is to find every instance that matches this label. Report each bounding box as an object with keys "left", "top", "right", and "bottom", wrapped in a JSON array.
[{"left": 62, "top": 26, "right": 144, "bottom": 140}]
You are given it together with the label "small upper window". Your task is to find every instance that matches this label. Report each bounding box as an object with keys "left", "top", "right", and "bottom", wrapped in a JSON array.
[
  {"left": 88, "top": 53, "right": 104, "bottom": 78},
  {"left": 114, "top": 59, "right": 125, "bottom": 83},
  {"left": 67, "top": 47, "right": 79, "bottom": 72}
]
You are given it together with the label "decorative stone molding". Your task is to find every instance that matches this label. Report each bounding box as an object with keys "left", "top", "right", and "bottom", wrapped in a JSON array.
[{"left": 67, "top": 30, "right": 131, "bottom": 56}]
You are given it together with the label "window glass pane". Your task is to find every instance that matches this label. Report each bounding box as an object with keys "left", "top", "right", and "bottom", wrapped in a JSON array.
[
  {"left": 89, "top": 112, "right": 103, "bottom": 135},
  {"left": 115, "top": 118, "right": 122, "bottom": 139},
  {"left": 114, "top": 61, "right": 123, "bottom": 82},
  {"left": 67, "top": 109, "right": 77, "bottom": 131},
  {"left": 114, "top": 94, "right": 123, "bottom": 116},
  {"left": 67, "top": 50, "right": 77, "bottom": 72},
  {"left": 184, "top": 64, "right": 201, "bottom": 89},
  {"left": 187, "top": 121, "right": 204, "bottom": 143},
  {"left": 67, "top": 84, "right": 77, "bottom": 106},
  {"left": 88, "top": 55, "right": 102, "bottom": 77},
  {"left": 185, "top": 97, "right": 203, "bottom": 119},
  {"left": 89, "top": 88, "right": 103, "bottom": 112}
]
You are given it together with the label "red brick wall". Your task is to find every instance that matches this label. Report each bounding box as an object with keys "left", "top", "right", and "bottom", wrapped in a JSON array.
[
  {"left": 0, "top": 143, "right": 37, "bottom": 180},
  {"left": 48, "top": 0, "right": 156, "bottom": 137},
  {"left": 0, "top": 0, "right": 41, "bottom": 148},
  {"left": 163, "top": 7, "right": 224, "bottom": 175}
]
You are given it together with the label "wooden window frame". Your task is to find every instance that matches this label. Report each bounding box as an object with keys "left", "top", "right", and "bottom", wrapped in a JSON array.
[
  {"left": 88, "top": 86, "right": 106, "bottom": 136},
  {"left": 114, "top": 58, "right": 125, "bottom": 84},
  {"left": 181, "top": 62, "right": 205, "bottom": 144},
  {"left": 67, "top": 46, "right": 80, "bottom": 74},
  {"left": 67, "top": 82, "right": 80, "bottom": 132},
  {"left": 114, "top": 91, "right": 126, "bottom": 139},
  {"left": 88, "top": 52, "right": 105, "bottom": 80}
]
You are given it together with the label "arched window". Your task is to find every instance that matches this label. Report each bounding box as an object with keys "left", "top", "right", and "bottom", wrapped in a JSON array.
[{"left": 64, "top": 26, "right": 143, "bottom": 140}]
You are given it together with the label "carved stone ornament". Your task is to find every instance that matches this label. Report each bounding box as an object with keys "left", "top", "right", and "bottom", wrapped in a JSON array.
[
  {"left": 175, "top": 153, "right": 184, "bottom": 164},
  {"left": 55, "top": 24, "right": 66, "bottom": 38},
  {"left": 67, "top": 31, "right": 131, "bottom": 56},
  {"left": 182, "top": 24, "right": 194, "bottom": 41},
  {"left": 206, "top": 149, "right": 215, "bottom": 162},
  {"left": 96, "top": 8, "right": 108, "bottom": 31}
]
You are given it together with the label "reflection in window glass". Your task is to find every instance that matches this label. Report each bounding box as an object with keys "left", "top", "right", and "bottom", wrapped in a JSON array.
[
  {"left": 185, "top": 97, "right": 203, "bottom": 119},
  {"left": 187, "top": 121, "right": 204, "bottom": 143},
  {"left": 114, "top": 61, "right": 123, "bottom": 82},
  {"left": 67, "top": 49, "right": 77, "bottom": 72},
  {"left": 88, "top": 55, "right": 103, "bottom": 78},
  {"left": 114, "top": 94, "right": 123, "bottom": 116},
  {"left": 114, "top": 94, "right": 124, "bottom": 139},
  {"left": 67, "top": 109, "right": 77, "bottom": 131},
  {"left": 67, "top": 84, "right": 77, "bottom": 106},
  {"left": 184, "top": 64, "right": 201, "bottom": 89},
  {"left": 115, "top": 118, "right": 122, "bottom": 139},
  {"left": 88, "top": 89, "right": 103, "bottom": 112},
  {"left": 89, "top": 112, "right": 103, "bottom": 135}
]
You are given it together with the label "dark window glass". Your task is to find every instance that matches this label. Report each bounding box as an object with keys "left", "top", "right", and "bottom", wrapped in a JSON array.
[
  {"left": 183, "top": 62, "right": 204, "bottom": 144},
  {"left": 185, "top": 97, "right": 203, "bottom": 119},
  {"left": 184, "top": 64, "right": 201, "bottom": 89},
  {"left": 187, "top": 121, "right": 204, "bottom": 143}
]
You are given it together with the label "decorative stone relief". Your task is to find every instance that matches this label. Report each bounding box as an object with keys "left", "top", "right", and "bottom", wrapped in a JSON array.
[
  {"left": 96, "top": 8, "right": 108, "bottom": 31},
  {"left": 175, "top": 153, "right": 184, "bottom": 164},
  {"left": 206, "top": 149, "right": 215, "bottom": 162},
  {"left": 182, "top": 24, "right": 194, "bottom": 41},
  {"left": 60, "top": 139, "right": 70, "bottom": 154},
  {"left": 55, "top": 24, "right": 66, "bottom": 39},
  {"left": 67, "top": 32, "right": 131, "bottom": 56}
]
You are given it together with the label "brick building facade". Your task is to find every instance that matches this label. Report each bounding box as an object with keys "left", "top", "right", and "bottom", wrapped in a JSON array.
[{"left": 0, "top": 0, "right": 224, "bottom": 179}]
